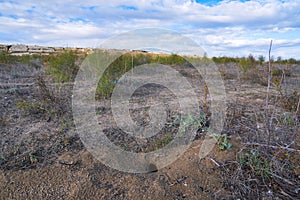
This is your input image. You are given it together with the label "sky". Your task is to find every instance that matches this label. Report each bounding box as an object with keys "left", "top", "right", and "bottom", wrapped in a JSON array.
[{"left": 0, "top": 0, "right": 300, "bottom": 59}]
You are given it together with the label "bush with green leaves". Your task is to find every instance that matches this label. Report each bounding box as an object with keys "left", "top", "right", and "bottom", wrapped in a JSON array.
[
  {"left": 96, "top": 52, "right": 188, "bottom": 99},
  {"left": 212, "top": 56, "right": 239, "bottom": 64},
  {"left": 213, "top": 134, "right": 232, "bottom": 151},
  {"left": 271, "top": 68, "right": 282, "bottom": 77},
  {"left": 238, "top": 56, "right": 255, "bottom": 73},
  {"left": 46, "top": 50, "right": 78, "bottom": 83},
  {"left": 258, "top": 55, "right": 265, "bottom": 64}
]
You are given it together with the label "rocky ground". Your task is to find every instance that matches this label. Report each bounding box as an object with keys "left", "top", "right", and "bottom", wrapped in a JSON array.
[{"left": 0, "top": 58, "right": 299, "bottom": 199}]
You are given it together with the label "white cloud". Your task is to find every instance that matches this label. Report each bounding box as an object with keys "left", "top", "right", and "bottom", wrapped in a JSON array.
[{"left": 0, "top": 0, "right": 299, "bottom": 59}]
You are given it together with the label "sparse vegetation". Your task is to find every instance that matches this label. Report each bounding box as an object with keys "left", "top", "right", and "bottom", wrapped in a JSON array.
[
  {"left": 213, "top": 133, "right": 232, "bottom": 151},
  {"left": 238, "top": 55, "right": 256, "bottom": 73},
  {"left": 45, "top": 50, "right": 79, "bottom": 83},
  {"left": 0, "top": 48, "right": 299, "bottom": 199},
  {"left": 239, "top": 149, "right": 271, "bottom": 178},
  {"left": 212, "top": 56, "right": 239, "bottom": 64},
  {"left": 0, "top": 52, "right": 45, "bottom": 67},
  {"left": 169, "top": 114, "right": 207, "bottom": 135},
  {"left": 96, "top": 52, "right": 188, "bottom": 99},
  {"left": 17, "top": 100, "right": 47, "bottom": 115},
  {"left": 150, "top": 132, "right": 174, "bottom": 150}
]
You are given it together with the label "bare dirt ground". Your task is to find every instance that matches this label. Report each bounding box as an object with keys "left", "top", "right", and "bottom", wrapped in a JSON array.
[{"left": 0, "top": 59, "right": 299, "bottom": 199}]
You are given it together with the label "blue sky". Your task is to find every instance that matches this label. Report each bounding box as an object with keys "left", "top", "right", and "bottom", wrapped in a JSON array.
[{"left": 0, "top": 0, "right": 299, "bottom": 59}]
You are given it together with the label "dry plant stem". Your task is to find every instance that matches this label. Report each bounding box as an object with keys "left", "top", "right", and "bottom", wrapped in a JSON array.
[
  {"left": 296, "top": 96, "right": 300, "bottom": 114},
  {"left": 268, "top": 171, "right": 295, "bottom": 185},
  {"left": 209, "top": 157, "right": 221, "bottom": 167},
  {"left": 203, "top": 82, "right": 208, "bottom": 114},
  {"left": 265, "top": 40, "right": 273, "bottom": 146},
  {"left": 280, "top": 190, "right": 296, "bottom": 200},
  {"left": 243, "top": 142, "right": 300, "bottom": 152}
]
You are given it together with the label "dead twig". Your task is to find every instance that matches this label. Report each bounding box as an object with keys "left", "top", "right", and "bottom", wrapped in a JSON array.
[
  {"left": 243, "top": 142, "right": 300, "bottom": 152},
  {"left": 268, "top": 172, "right": 295, "bottom": 185},
  {"left": 265, "top": 40, "right": 272, "bottom": 146},
  {"left": 209, "top": 157, "right": 221, "bottom": 167},
  {"left": 167, "top": 176, "right": 188, "bottom": 186},
  {"left": 280, "top": 189, "right": 298, "bottom": 200},
  {"left": 296, "top": 96, "right": 300, "bottom": 114}
]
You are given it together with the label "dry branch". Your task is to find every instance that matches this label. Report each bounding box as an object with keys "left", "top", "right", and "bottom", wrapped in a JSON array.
[{"left": 265, "top": 40, "right": 273, "bottom": 146}]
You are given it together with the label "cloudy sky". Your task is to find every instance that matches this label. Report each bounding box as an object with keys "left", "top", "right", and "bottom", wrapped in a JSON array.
[{"left": 0, "top": 0, "right": 299, "bottom": 59}]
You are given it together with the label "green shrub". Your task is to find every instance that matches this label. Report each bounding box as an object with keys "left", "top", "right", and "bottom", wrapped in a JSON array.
[
  {"left": 287, "top": 58, "right": 297, "bottom": 64},
  {"left": 239, "top": 150, "right": 270, "bottom": 178},
  {"left": 0, "top": 52, "right": 9, "bottom": 64},
  {"left": 271, "top": 69, "right": 282, "bottom": 77},
  {"left": 96, "top": 75, "right": 116, "bottom": 99},
  {"left": 212, "top": 56, "right": 239, "bottom": 64},
  {"left": 95, "top": 52, "right": 187, "bottom": 99},
  {"left": 46, "top": 50, "right": 78, "bottom": 83},
  {"left": 239, "top": 57, "right": 253, "bottom": 73},
  {"left": 258, "top": 55, "right": 265, "bottom": 64},
  {"left": 208, "top": 133, "right": 232, "bottom": 151},
  {"left": 0, "top": 52, "right": 44, "bottom": 66}
]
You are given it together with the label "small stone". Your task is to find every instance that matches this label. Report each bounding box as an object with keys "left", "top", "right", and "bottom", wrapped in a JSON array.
[
  {"left": 58, "top": 153, "right": 78, "bottom": 165},
  {"left": 148, "top": 163, "right": 158, "bottom": 173}
]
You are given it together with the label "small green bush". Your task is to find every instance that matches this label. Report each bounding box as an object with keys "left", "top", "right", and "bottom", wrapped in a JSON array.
[
  {"left": 239, "top": 57, "right": 253, "bottom": 73},
  {"left": 17, "top": 100, "right": 46, "bottom": 115},
  {"left": 46, "top": 50, "right": 78, "bottom": 83},
  {"left": 239, "top": 150, "right": 270, "bottom": 178},
  {"left": 0, "top": 52, "right": 9, "bottom": 64},
  {"left": 271, "top": 69, "right": 282, "bottom": 77},
  {"left": 258, "top": 55, "right": 265, "bottom": 64}
]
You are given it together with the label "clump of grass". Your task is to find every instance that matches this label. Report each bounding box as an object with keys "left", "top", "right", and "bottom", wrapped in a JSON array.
[
  {"left": 29, "top": 153, "right": 38, "bottom": 164},
  {"left": 168, "top": 114, "right": 207, "bottom": 134},
  {"left": 213, "top": 134, "right": 232, "bottom": 151},
  {"left": 281, "top": 91, "right": 300, "bottom": 112},
  {"left": 150, "top": 132, "right": 174, "bottom": 150},
  {"left": 222, "top": 146, "right": 299, "bottom": 199},
  {"left": 96, "top": 74, "right": 116, "bottom": 99},
  {"left": 17, "top": 75, "right": 71, "bottom": 118},
  {"left": 0, "top": 52, "right": 45, "bottom": 67},
  {"left": 17, "top": 100, "right": 47, "bottom": 115},
  {"left": 276, "top": 112, "right": 297, "bottom": 126},
  {"left": 238, "top": 55, "right": 256, "bottom": 73},
  {"left": 239, "top": 149, "right": 270, "bottom": 178}
]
